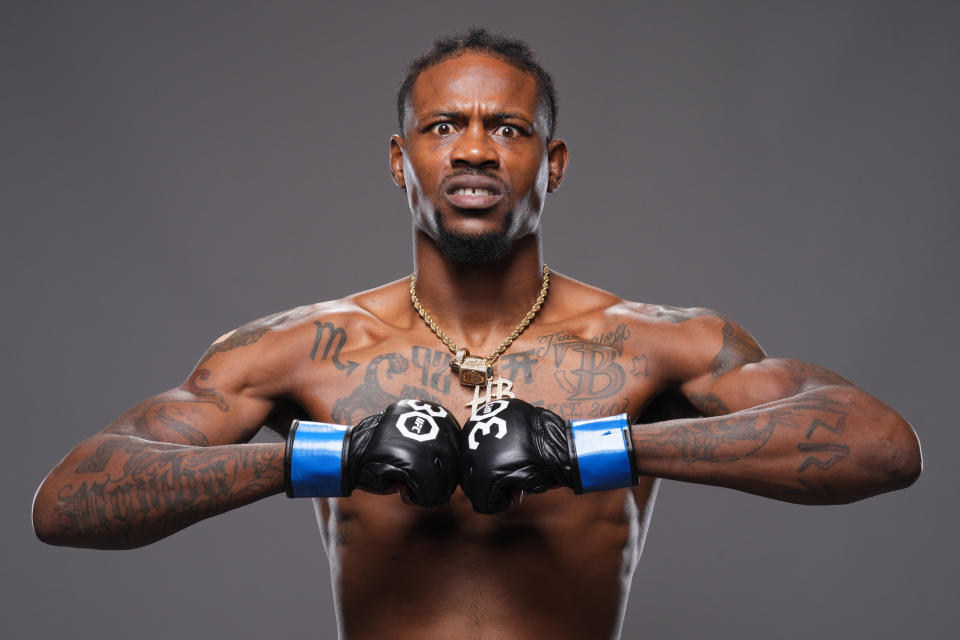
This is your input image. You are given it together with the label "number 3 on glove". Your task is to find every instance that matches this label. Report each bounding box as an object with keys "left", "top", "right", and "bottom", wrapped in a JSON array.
[
  {"left": 459, "top": 398, "right": 639, "bottom": 515},
  {"left": 466, "top": 400, "right": 510, "bottom": 450}
]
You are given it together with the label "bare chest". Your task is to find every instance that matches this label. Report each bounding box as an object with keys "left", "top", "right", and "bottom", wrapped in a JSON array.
[
  {"left": 296, "top": 320, "right": 662, "bottom": 427},
  {"left": 294, "top": 318, "right": 661, "bottom": 620}
]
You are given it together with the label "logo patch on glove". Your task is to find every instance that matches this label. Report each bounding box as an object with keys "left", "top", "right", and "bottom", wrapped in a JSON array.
[{"left": 395, "top": 399, "right": 448, "bottom": 442}]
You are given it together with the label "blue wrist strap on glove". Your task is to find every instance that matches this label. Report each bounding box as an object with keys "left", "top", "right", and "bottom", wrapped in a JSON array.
[
  {"left": 569, "top": 414, "right": 636, "bottom": 492},
  {"left": 285, "top": 420, "right": 349, "bottom": 498}
]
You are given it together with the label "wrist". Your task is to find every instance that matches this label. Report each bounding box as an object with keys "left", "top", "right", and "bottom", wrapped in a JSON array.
[
  {"left": 284, "top": 420, "right": 351, "bottom": 498},
  {"left": 568, "top": 414, "right": 638, "bottom": 493}
]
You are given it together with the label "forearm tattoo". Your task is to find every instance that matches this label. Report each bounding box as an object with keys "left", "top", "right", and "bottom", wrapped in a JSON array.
[
  {"left": 57, "top": 362, "right": 283, "bottom": 546},
  {"left": 636, "top": 393, "right": 853, "bottom": 502},
  {"left": 56, "top": 438, "right": 284, "bottom": 547}
]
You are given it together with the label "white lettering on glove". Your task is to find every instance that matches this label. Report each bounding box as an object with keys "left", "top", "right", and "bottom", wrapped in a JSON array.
[
  {"left": 467, "top": 400, "right": 509, "bottom": 450},
  {"left": 395, "top": 400, "right": 447, "bottom": 442}
]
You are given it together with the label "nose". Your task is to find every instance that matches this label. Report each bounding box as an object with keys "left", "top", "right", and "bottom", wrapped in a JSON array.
[{"left": 450, "top": 122, "right": 499, "bottom": 169}]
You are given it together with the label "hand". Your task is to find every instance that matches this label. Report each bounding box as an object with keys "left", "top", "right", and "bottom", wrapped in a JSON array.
[
  {"left": 286, "top": 399, "right": 462, "bottom": 508},
  {"left": 459, "top": 398, "right": 636, "bottom": 514}
]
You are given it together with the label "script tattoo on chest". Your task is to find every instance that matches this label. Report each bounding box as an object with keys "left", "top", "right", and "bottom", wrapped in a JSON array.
[
  {"left": 536, "top": 324, "right": 630, "bottom": 401},
  {"left": 631, "top": 355, "right": 648, "bottom": 377},
  {"left": 331, "top": 351, "right": 444, "bottom": 423},
  {"left": 411, "top": 346, "right": 453, "bottom": 394},
  {"left": 500, "top": 349, "right": 538, "bottom": 383},
  {"left": 328, "top": 324, "right": 645, "bottom": 423}
]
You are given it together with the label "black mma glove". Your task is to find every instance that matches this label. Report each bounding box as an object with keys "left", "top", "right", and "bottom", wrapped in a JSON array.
[
  {"left": 286, "top": 399, "right": 461, "bottom": 508},
  {"left": 460, "top": 398, "right": 637, "bottom": 514}
]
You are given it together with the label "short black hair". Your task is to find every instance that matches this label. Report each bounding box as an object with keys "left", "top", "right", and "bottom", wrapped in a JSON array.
[{"left": 397, "top": 27, "right": 558, "bottom": 140}]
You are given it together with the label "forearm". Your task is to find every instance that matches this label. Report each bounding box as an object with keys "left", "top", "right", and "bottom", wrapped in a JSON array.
[
  {"left": 631, "top": 386, "right": 922, "bottom": 504},
  {"left": 33, "top": 434, "right": 285, "bottom": 549}
]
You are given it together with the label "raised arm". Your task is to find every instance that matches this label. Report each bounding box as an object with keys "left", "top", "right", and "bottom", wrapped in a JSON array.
[
  {"left": 631, "top": 314, "right": 922, "bottom": 504},
  {"left": 32, "top": 311, "right": 311, "bottom": 549}
]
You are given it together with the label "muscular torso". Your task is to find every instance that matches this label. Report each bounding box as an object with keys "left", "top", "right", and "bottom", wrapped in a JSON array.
[
  {"left": 36, "top": 268, "right": 916, "bottom": 637},
  {"left": 247, "top": 276, "right": 711, "bottom": 640}
]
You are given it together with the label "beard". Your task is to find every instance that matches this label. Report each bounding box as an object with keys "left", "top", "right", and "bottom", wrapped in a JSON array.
[{"left": 434, "top": 210, "right": 514, "bottom": 264}]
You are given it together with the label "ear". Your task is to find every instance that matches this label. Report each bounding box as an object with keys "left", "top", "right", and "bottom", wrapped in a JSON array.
[
  {"left": 389, "top": 135, "right": 406, "bottom": 188},
  {"left": 546, "top": 139, "right": 569, "bottom": 193}
]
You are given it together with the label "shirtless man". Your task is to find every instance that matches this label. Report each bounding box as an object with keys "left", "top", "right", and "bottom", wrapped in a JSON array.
[{"left": 32, "top": 29, "right": 923, "bottom": 640}]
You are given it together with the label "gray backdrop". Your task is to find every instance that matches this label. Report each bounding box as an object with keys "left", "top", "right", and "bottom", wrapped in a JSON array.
[{"left": 3, "top": 1, "right": 957, "bottom": 638}]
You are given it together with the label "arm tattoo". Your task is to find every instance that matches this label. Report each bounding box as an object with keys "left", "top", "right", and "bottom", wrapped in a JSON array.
[
  {"left": 710, "top": 320, "right": 764, "bottom": 377},
  {"left": 179, "top": 369, "right": 229, "bottom": 411},
  {"left": 796, "top": 443, "right": 850, "bottom": 472},
  {"left": 198, "top": 305, "right": 317, "bottom": 366},
  {"left": 685, "top": 392, "right": 732, "bottom": 416},
  {"left": 75, "top": 438, "right": 127, "bottom": 473},
  {"left": 59, "top": 438, "right": 284, "bottom": 547},
  {"left": 784, "top": 412, "right": 850, "bottom": 500},
  {"left": 111, "top": 370, "right": 235, "bottom": 445},
  {"left": 636, "top": 393, "right": 854, "bottom": 501},
  {"left": 198, "top": 325, "right": 268, "bottom": 365},
  {"left": 113, "top": 400, "right": 213, "bottom": 446},
  {"left": 770, "top": 359, "right": 850, "bottom": 391},
  {"left": 641, "top": 411, "right": 778, "bottom": 463}
]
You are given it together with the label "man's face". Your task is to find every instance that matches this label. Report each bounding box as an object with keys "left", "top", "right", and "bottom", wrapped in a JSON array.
[{"left": 390, "top": 53, "right": 567, "bottom": 262}]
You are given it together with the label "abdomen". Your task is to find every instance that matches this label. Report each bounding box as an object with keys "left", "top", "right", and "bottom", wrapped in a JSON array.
[{"left": 319, "top": 484, "right": 654, "bottom": 640}]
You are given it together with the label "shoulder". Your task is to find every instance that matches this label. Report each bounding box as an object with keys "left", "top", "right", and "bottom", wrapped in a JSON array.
[
  {"left": 549, "top": 273, "right": 719, "bottom": 330},
  {"left": 621, "top": 304, "right": 766, "bottom": 381},
  {"left": 548, "top": 272, "right": 719, "bottom": 326},
  {"left": 196, "top": 278, "right": 411, "bottom": 374},
  {"left": 198, "top": 302, "right": 335, "bottom": 366},
  {"left": 550, "top": 274, "right": 765, "bottom": 380},
  {"left": 545, "top": 272, "right": 624, "bottom": 322}
]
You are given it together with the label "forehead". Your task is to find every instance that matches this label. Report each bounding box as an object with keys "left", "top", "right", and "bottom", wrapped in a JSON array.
[{"left": 409, "top": 53, "right": 539, "bottom": 117}]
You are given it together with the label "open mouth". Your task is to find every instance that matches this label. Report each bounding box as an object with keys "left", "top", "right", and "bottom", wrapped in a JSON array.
[
  {"left": 451, "top": 187, "right": 498, "bottom": 197},
  {"left": 443, "top": 177, "right": 505, "bottom": 210}
]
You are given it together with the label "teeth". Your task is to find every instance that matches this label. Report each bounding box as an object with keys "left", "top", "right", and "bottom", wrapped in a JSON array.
[{"left": 454, "top": 187, "right": 495, "bottom": 196}]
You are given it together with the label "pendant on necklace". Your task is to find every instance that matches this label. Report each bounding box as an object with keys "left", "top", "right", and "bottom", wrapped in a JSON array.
[
  {"left": 465, "top": 376, "right": 516, "bottom": 416},
  {"left": 450, "top": 349, "right": 492, "bottom": 387}
]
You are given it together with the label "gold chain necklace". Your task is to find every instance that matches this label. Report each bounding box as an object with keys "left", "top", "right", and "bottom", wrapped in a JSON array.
[{"left": 410, "top": 265, "right": 550, "bottom": 387}]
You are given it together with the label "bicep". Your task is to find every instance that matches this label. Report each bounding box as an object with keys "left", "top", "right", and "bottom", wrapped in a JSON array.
[
  {"left": 99, "top": 308, "right": 318, "bottom": 445},
  {"left": 102, "top": 366, "right": 274, "bottom": 446},
  {"left": 682, "top": 357, "right": 853, "bottom": 416},
  {"left": 673, "top": 312, "right": 850, "bottom": 415}
]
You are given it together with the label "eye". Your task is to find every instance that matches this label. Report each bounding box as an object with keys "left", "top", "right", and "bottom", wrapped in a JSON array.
[
  {"left": 430, "top": 122, "right": 457, "bottom": 136},
  {"left": 493, "top": 125, "right": 521, "bottom": 138}
]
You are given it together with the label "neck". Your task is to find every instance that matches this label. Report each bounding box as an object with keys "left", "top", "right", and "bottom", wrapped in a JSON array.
[{"left": 412, "top": 230, "right": 546, "bottom": 349}]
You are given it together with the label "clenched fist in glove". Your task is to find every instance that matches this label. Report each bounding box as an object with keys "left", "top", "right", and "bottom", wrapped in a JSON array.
[
  {"left": 459, "top": 398, "right": 638, "bottom": 514},
  {"left": 285, "top": 399, "right": 461, "bottom": 508}
]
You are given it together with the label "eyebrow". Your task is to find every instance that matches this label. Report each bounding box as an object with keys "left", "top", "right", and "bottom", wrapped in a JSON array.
[
  {"left": 491, "top": 112, "right": 533, "bottom": 125},
  {"left": 420, "top": 110, "right": 533, "bottom": 125},
  {"left": 422, "top": 111, "right": 461, "bottom": 120}
]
